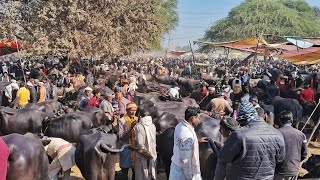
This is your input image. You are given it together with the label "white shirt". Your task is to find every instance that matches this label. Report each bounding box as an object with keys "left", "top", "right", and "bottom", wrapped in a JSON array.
[
  {"left": 167, "top": 88, "right": 179, "bottom": 98},
  {"left": 171, "top": 122, "right": 200, "bottom": 179}
]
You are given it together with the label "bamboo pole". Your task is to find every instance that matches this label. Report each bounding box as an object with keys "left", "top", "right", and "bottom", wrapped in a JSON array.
[
  {"left": 189, "top": 40, "right": 195, "bottom": 64},
  {"left": 307, "top": 117, "right": 320, "bottom": 145},
  {"left": 14, "top": 36, "right": 26, "bottom": 84},
  {"left": 301, "top": 99, "right": 320, "bottom": 131}
]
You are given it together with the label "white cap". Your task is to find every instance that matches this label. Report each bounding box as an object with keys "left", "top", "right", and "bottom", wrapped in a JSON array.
[
  {"left": 38, "top": 82, "right": 44, "bottom": 85},
  {"left": 11, "top": 83, "right": 19, "bottom": 89},
  {"left": 84, "top": 87, "right": 93, "bottom": 91},
  {"left": 106, "top": 93, "right": 115, "bottom": 98},
  {"left": 208, "top": 86, "right": 215, "bottom": 91},
  {"left": 10, "top": 79, "right": 16, "bottom": 83}
]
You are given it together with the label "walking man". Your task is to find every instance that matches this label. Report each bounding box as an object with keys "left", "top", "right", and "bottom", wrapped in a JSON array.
[
  {"left": 214, "top": 102, "right": 285, "bottom": 180},
  {"left": 134, "top": 109, "right": 157, "bottom": 180},
  {"left": 275, "top": 111, "right": 308, "bottom": 180},
  {"left": 169, "top": 106, "right": 202, "bottom": 180}
]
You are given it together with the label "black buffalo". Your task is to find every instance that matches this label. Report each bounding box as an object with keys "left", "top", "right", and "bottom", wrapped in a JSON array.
[
  {"left": 3, "top": 133, "right": 50, "bottom": 180},
  {"left": 43, "top": 108, "right": 111, "bottom": 143},
  {"left": 76, "top": 130, "right": 129, "bottom": 180},
  {"left": 0, "top": 107, "right": 48, "bottom": 135}
]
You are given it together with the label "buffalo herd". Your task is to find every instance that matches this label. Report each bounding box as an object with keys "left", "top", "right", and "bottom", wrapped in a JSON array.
[{"left": 1, "top": 67, "right": 320, "bottom": 180}]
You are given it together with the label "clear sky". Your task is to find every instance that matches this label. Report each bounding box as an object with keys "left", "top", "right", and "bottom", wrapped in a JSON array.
[{"left": 163, "top": 0, "right": 320, "bottom": 50}]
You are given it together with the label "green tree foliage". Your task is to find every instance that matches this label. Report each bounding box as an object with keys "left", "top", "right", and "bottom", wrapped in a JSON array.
[
  {"left": 0, "top": 0, "right": 178, "bottom": 58},
  {"left": 203, "top": 0, "right": 320, "bottom": 42}
]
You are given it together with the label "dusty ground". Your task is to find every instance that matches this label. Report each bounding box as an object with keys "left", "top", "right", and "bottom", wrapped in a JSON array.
[
  {"left": 70, "top": 165, "right": 167, "bottom": 180},
  {"left": 70, "top": 142, "right": 320, "bottom": 180},
  {"left": 299, "top": 141, "right": 320, "bottom": 177}
]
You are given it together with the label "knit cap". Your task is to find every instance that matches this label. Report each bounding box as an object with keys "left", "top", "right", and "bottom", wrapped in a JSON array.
[{"left": 237, "top": 102, "right": 258, "bottom": 121}]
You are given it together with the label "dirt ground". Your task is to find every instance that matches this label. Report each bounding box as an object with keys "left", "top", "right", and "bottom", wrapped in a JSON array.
[
  {"left": 70, "top": 165, "right": 167, "bottom": 180},
  {"left": 70, "top": 142, "right": 320, "bottom": 180},
  {"left": 299, "top": 141, "right": 320, "bottom": 177}
]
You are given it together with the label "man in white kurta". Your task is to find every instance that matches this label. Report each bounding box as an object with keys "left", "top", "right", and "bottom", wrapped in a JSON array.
[
  {"left": 169, "top": 107, "right": 202, "bottom": 180},
  {"left": 134, "top": 110, "right": 157, "bottom": 180}
]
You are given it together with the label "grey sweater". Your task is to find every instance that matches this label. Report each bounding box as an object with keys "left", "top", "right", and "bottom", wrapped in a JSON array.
[{"left": 275, "top": 125, "right": 308, "bottom": 176}]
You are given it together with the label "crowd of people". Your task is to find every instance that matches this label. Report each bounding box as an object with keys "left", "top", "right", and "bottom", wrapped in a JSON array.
[{"left": 0, "top": 56, "right": 319, "bottom": 180}]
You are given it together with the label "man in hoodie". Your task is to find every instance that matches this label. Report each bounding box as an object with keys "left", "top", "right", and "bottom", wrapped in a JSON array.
[
  {"left": 169, "top": 106, "right": 202, "bottom": 180},
  {"left": 134, "top": 109, "right": 157, "bottom": 180}
]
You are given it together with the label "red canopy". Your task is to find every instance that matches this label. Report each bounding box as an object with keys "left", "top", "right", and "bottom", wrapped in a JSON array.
[{"left": 0, "top": 40, "right": 24, "bottom": 56}]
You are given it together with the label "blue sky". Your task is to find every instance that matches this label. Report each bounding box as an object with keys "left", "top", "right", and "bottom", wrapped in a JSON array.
[{"left": 163, "top": 0, "right": 320, "bottom": 49}]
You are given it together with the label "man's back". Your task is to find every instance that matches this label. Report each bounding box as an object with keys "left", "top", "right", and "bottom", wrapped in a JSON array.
[
  {"left": 267, "top": 85, "right": 279, "bottom": 98},
  {"left": 211, "top": 97, "right": 231, "bottom": 115},
  {"left": 300, "top": 88, "right": 314, "bottom": 103},
  {"left": 276, "top": 126, "right": 307, "bottom": 176},
  {"left": 168, "top": 88, "right": 179, "bottom": 98},
  {"left": 218, "top": 120, "right": 285, "bottom": 180},
  {"left": 17, "top": 87, "right": 30, "bottom": 105}
]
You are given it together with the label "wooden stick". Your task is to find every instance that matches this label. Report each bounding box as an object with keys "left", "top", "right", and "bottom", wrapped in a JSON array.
[
  {"left": 14, "top": 36, "right": 26, "bottom": 84},
  {"left": 301, "top": 99, "right": 320, "bottom": 131},
  {"left": 307, "top": 116, "right": 320, "bottom": 145}
]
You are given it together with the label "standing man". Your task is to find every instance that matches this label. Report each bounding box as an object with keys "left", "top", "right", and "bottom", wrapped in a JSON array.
[
  {"left": 300, "top": 83, "right": 314, "bottom": 104},
  {"left": 134, "top": 109, "right": 157, "bottom": 180},
  {"left": 116, "top": 92, "right": 127, "bottom": 117},
  {"left": 14, "top": 82, "right": 30, "bottom": 109},
  {"left": 85, "top": 71, "right": 94, "bottom": 88},
  {"left": 266, "top": 80, "right": 280, "bottom": 100},
  {"left": 275, "top": 111, "right": 308, "bottom": 180},
  {"left": 79, "top": 87, "right": 92, "bottom": 111},
  {"left": 214, "top": 102, "right": 285, "bottom": 180},
  {"left": 100, "top": 93, "right": 115, "bottom": 116},
  {"left": 87, "top": 89, "right": 101, "bottom": 108},
  {"left": 38, "top": 82, "right": 46, "bottom": 103},
  {"left": 207, "top": 93, "right": 233, "bottom": 117},
  {"left": 118, "top": 102, "right": 139, "bottom": 180},
  {"left": 169, "top": 107, "right": 202, "bottom": 180},
  {"left": 27, "top": 81, "right": 37, "bottom": 103}
]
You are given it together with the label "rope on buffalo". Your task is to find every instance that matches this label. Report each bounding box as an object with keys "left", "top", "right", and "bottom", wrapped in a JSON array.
[{"left": 301, "top": 99, "right": 320, "bottom": 131}]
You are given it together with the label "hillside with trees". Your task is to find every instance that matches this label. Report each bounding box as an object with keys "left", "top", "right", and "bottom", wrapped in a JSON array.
[{"left": 203, "top": 0, "right": 320, "bottom": 42}]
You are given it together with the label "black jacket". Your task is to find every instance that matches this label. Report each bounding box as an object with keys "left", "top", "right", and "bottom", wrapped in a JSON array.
[
  {"left": 275, "top": 125, "right": 308, "bottom": 176},
  {"left": 215, "top": 119, "right": 285, "bottom": 180}
]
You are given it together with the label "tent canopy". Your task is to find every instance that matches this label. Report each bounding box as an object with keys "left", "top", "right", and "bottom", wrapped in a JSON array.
[
  {"left": 195, "top": 36, "right": 320, "bottom": 65},
  {"left": 0, "top": 40, "right": 24, "bottom": 56}
]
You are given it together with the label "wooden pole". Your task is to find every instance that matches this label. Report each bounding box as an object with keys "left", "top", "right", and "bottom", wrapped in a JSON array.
[
  {"left": 251, "top": 33, "right": 264, "bottom": 66},
  {"left": 301, "top": 99, "right": 320, "bottom": 131},
  {"left": 189, "top": 40, "right": 195, "bottom": 64},
  {"left": 14, "top": 36, "right": 26, "bottom": 84},
  {"left": 307, "top": 116, "right": 320, "bottom": 145}
]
